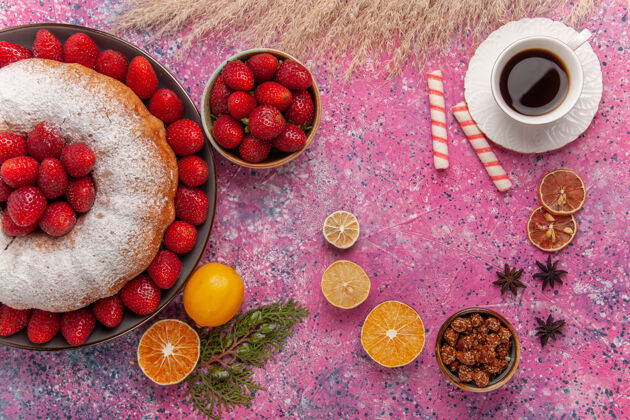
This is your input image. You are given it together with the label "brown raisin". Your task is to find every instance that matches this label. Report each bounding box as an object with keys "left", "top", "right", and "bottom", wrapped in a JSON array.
[
  {"left": 449, "top": 360, "right": 460, "bottom": 373},
  {"left": 476, "top": 323, "right": 489, "bottom": 335},
  {"left": 484, "top": 358, "right": 509, "bottom": 374},
  {"left": 456, "top": 335, "right": 475, "bottom": 351},
  {"left": 486, "top": 316, "right": 501, "bottom": 331},
  {"left": 497, "top": 358, "right": 509, "bottom": 372},
  {"left": 470, "top": 313, "right": 483, "bottom": 327},
  {"left": 496, "top": 343, "right": 509, "bottom": 359},
  {"left": 478, "top": 345, "right": 496, "bottom": 364},
  {"left": 441, "top": 344, "right": 457, "bottom": 365},
  {"left": 443, "top": 327, "right": 459, "bottom": 346},
  {"left": 498, "top": 326, "right": 512, "bottom": 343},
  {"left": 458, "top": 365, "right": 474, "bottom": 382},
  {"left": 457, "top": 350, "right": 478, "bottom": 366},
  {"left": 451, "top": 316, "right": 472, "bottom": 333},
  {"left": 483, "top": 359, "right": 502, "bottom": 374},
  {"left": 486, "top": 333, "right": 500, "bottom": 348},
  {"left": 472, "top": 369, "right": 490, "bottom": 387}
]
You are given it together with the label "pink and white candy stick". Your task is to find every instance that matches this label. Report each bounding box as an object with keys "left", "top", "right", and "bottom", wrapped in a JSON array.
[
  {"left": 427, "top": 70, "right": 449, "bottom": 169},
  {"left": 452, "top": 102, "right": 512, "bottom": 192}
]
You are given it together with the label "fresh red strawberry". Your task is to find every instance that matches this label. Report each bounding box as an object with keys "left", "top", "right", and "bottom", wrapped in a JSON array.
[
  {"left": 39, "top": 201, "right": 76, "bottom": 237},
  {"left": 255, "top": 82, "right": 292, "bottom": 112},
  {"left": 222, "top": 60, "right": 254, "bottom": 91},
  {"left": 60, "top": 308, "right": 95, "bottom": 346},
  {"left": 32, "top": 29, "right": 63, "bottom": 61},
  {"left": 166, "top": 119, "right": 204, "bottom": 156},
  {"left": 0, "top": 305, "right": 30, "bottom": 336},
  {"left": 248, "top": 105, "right": 286, "bottom": 140},
  {"left": 148, "top": 250, "right": 182, "bottom": 289},
  {"left": 273, "top": 123, "right": 307, "bottom": 153},
  {"left": 92, "top": 295, "right": 124, "bottom": 327},
  {"left": 1, "top": 211, "right": 36, "bottom": 236},
  {"left": 239, "top": 134, "right": 271, "bottom": 163},
  {"left": 63, "top": 33, "right": 98, "bottom": 69},
  {"left": 0, "top": 179, "right": 12, "bottom": 202},
  {"left": 60, "top": 143, "right": 95, "bottom": 177},
  {"left": 0, "top": 133, "right": 27, "bottom": 164},
  {"left": 95, "top": 49, "right": 128, "bottom": 82},
  {"left": 7, "top": 186, "right": 46, "bottom": 227},
  {"left": 285, "top": 89, "right": 315, "bottom": 125},
  {"left": 27, "top": 121, "right": 65, "bottom": 160},
  {"left": 175, "top": 186, "right": 208, "bottom": 226},
  {"left": 1, "top": 156, "right": 39, "bottom": 188},
  {"left": 120, "top": 274, "right": 161, "bottom": 315},
  {"left": 247, "top": 53, "right": 278, "bottom": 84},
  {"left": 178, "top": 155, "right": 208, "bottom": 187},
  {"left": 210, "top": 74, "right": 232, "bottom": 116},
  {"left": 66, "top": 176, "right": 95, "bottom": 213},
  {"left": 164, "top": 221, "right": 197, "bottom": 254},
  {"left": 149, "top": 88, "right": 183, "bottom": 124},
  {"left": 227, "top": 91, "right": 257, "bottom": 120},
  {"left": 275, "top": 60, "right": 312, "bottom": 90},
  {"left": 126, "top": 56, "right": 158, "bottom": 100},
  {"left": 27, "top": 310, "right": 61, "bottom": 344},
  {"left": 0, "top": 41, "right": 33, "bottom": 68},
  {"left": 38, "top": 158, "right": 68, "bottom": 199},
  {"left": 213, "top": 115, "right": 244, "bottom": 149}
]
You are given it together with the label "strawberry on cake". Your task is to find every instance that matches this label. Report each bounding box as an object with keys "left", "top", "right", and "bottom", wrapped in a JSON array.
[{"left": 0, "top": 58, "right": 178, "bottom": 313}]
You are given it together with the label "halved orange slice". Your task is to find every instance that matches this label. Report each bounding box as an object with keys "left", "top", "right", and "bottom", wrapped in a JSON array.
[
  {"left": 323, "top": 211, "right": 360, "bottom": 249},
  {"left": 137, "top": 319, "right": 200, "bottom": 385},
  {"left": 321, "top": 260, "right": 370, "bottom": 309},
  {"left": 538, "top": 169, "right": 586, "bottom": 215},
  {"left": 361, "top": 300, "right": 425, "bottom": 368},
  {"left": 527, "top": 206, "right": 577, "bottom": 252}
]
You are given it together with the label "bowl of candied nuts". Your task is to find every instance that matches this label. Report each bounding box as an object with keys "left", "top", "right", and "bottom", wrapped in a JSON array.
[{"left": 435, "top": 307, "right": 521, "bottom": 392}]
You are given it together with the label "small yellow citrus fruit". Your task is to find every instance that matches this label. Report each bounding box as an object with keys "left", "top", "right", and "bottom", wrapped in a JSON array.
[{"left": 183, "top": 262, "right": 244, "bottom": 327}]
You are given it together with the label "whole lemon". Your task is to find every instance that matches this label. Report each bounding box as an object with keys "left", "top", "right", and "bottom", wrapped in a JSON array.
[{"left": 183, "top": 263, "right": 244, "bottom": 327}]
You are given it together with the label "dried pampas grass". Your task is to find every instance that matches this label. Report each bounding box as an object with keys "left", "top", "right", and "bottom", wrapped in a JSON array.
[{"left": 115, "top": 0, "right": 594, "bottom": 76}]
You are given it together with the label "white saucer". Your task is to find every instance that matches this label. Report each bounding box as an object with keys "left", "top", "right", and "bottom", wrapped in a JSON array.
[{"left": 464, "top": 18, "right": 602, "bottom": 154}]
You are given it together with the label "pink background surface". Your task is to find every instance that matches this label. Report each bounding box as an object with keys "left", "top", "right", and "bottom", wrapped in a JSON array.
[{"left": 0, "top": 1, "right": 628, "bottom": 418}]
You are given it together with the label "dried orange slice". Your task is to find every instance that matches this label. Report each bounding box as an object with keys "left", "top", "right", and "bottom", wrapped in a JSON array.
[
  {"left": 137, "top": 319, "right": 200, "bottom": 385},
  {"left": 527, "top": 206, "right": 577, "bottom": 252},
  {"left": 361, "top": 300, "right": 425, "bottom": 368},
  {"left": 323, "top": 211, "right": 360, "bottom": 249},
  {"left": 538, "top": 169, "right": 586, "bottom": 215},
  {"left": 321, "top": 260, "right": 370, "bottom": 309}
]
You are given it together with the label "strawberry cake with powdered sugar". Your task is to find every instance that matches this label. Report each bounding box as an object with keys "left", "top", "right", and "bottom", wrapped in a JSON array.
[{"left": 0, "top": 58, "right": 178, "bottom": 312}]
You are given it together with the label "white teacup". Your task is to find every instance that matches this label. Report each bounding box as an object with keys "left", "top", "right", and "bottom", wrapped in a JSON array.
[{"left": 490, "top": 29, "right": 592, "bottom": 125}]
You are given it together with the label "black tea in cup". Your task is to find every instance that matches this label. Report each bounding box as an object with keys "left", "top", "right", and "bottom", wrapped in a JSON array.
[{"left": 499, "top": 49, "right": 569, "bottom": 116}]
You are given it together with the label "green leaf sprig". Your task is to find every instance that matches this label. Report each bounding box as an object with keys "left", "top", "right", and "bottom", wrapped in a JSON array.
[{"left": 184, "top": 299, "right": 309, "bottom": 419}]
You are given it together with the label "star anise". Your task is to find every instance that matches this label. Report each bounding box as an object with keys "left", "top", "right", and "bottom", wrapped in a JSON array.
[
  {"left": 534, "top": 314, "right": 565, "bottom": 347},
  {"left": 493, "top": 263, "right": 526, "bottom": 296},
  {"left": 533, "top": 256, "right": 567, "bottom": 291}
]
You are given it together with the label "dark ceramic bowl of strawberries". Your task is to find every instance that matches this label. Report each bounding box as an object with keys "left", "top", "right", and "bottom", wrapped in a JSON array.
[
  {"left": 201, "top": 49, "right": 321, "bottom": 169},
  {"left": 0, "top": 23, "right": 216, "bottom": 351}
]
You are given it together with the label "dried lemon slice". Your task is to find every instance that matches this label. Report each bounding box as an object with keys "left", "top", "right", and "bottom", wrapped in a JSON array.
[
  {"left": 321, "top": 260, "right": 370, "bottom": 309},
  {"left": 538, "top": 169, "right": 586, "bottom": 215},
  {"left": 527, "top": 206, "right": 577, "bottom": 252},
  {"left": 323, "top": 210, "right": 360, "bottom": 249}
]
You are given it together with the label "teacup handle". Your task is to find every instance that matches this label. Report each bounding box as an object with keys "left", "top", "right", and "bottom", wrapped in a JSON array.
[{"left": 566, "top": 28, "right": 592, "bottom": 51}]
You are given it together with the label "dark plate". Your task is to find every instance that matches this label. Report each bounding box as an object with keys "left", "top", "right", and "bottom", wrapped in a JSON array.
[{"left": 0, "top": 23, "right": 217, "bottom": 351}]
